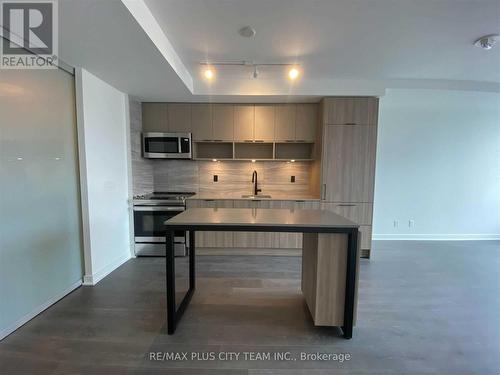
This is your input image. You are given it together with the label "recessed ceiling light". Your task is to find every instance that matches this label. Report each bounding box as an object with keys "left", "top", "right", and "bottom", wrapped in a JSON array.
[
  {"left": 288, "top": 67, "right": 299, "bottom": 80},
  {"left": 239, "top": 26, "right": 256, "bottom": 38}
]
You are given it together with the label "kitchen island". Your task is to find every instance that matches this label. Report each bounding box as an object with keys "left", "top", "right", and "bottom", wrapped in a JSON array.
[{"left": 164, "top": 208, "right": 360, "bottom": 338}]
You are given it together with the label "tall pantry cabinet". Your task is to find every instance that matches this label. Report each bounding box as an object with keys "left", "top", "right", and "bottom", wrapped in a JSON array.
[{"left": 319, "top": 97, "right": 379, "bottom": 258}]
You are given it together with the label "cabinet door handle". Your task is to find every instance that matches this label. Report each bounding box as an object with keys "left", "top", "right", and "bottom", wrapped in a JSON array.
[
  {"left": 285, "top": 140, "right": 295, "bottom": 143},
  {"left": 337, "top": 204, "right": 356, "bottom": 207},
  {"left": 254, "top": 140, "right": 264, "bottom": 143},
  {"left": 322, "top": 184, "right": 326, "bottom": 200},
  {"left": 344, "top": 122, "right": 356, "bottom": 125},
  {"left": 204, "top": 199, "right": 215, "bottom": 202},
  {"left": 213, "top": 139, "right": 223, "bottom": 142},
  {"left": 244, "top": 140, "right": 253, "bottom": 143}
]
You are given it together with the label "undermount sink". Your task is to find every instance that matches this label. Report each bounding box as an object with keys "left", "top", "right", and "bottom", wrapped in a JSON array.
[{"left": 241, "top": 194, "right": 272, "bottom": 199}]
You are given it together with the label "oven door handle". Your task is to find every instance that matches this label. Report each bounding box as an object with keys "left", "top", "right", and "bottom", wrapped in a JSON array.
[{"left": 133, "top": 206, "right": 185, "bottom": 212}]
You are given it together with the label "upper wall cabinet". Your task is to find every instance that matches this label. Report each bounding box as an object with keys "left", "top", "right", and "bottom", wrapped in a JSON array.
[
  {"left": 212, "top": 104, "right": 234, "bottom": 141},
  {"left": 234, "top": 105, "right": 255, "bottom": 141},
  {"left": 167, "top": 103, "right": 191, "bottom": 132},
  {"left": 323, "top": 97, "right": 378, "bottom": 125},
  {"left": 254, "top": 105, "right": 276, "bottom": 141},
  {"left": 295, "top": 104, "right": 317, "bottom": 142},
  {"left": 275, "top": 104, "right": 296, "bottom": 141},
  {"left": 142, "top": 103, "right": 191, "bottom": 133},
  {"left": 191, "top": 104, "right": 213, "bottom": 141},
  {"left": 142, "top": 103, "right": 168, "bottom": 132},
  {"left": 143, "top": 102, "right": 318, "bottom": 143}
]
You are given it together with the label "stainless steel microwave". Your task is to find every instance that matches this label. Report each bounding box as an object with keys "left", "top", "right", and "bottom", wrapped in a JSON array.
[{"left": 142, "top": 132, "right": 192, "bottom": 159}]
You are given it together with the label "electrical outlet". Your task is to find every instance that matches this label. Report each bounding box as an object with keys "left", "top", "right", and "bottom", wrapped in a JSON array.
[
  {"left": 408, "top": 220, "right": 415, "bottom": 228},
  {"left": 393, "top": 220, "right": 399, "bottom": 228},
  {"left": 291, "top": 176, "right": 295, "bottom": 183},
  {"left": 213, "top": 175, "right": 218, "bottom": 182}
]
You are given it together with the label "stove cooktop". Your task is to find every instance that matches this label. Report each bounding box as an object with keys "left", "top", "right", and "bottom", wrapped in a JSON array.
[{"left": 133, "top": 192, "right": 196, "bottom": 201}]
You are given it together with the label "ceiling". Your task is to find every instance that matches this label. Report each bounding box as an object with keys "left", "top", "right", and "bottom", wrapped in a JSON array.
[{"left": 59, "top": 0, "right": 500, "bottom": 101}]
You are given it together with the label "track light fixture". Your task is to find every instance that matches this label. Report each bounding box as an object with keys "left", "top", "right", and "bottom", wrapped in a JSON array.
[{"left": 199, "top": 61, "right": 301, "bottom": 81}]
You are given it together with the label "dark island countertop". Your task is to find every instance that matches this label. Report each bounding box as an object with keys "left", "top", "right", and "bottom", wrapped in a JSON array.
[{"left": 164, "top": 208, "right": 358, "bottom": 230}]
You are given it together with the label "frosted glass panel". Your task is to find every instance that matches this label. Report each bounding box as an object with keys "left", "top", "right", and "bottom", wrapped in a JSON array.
[{"left": 0, "top": 69, "right": 83, "bottom": 336}]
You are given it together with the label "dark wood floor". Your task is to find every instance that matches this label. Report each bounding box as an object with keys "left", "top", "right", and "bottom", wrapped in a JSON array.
[{"left": 1, "top": 241, "right": 499, "bottom": 374}]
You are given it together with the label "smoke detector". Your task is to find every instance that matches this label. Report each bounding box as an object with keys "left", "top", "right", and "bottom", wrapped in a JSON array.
[
  {"left": 239, "top": 26, "right": 256, "bottom": 38},
  {"left": 474, "top": 34, "right": 499, "bottom": 50}
]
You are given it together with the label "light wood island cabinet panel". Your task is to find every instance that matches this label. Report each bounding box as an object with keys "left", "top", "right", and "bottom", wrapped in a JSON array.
[
  {"left": 322, "top": 125, "right": 377, "bottom": 203},
  {"left": 191, "top": 104, "right": 213, "bottom": 141},
  {"left": 302, "top": 232, "right": 360, "bottom": 325},
  {"left": 167, "top": 103, "right": 191, "bottom": 132},
  {"left": 295, "top": 104, "right": 317, "bottom": 142},
  {"left": 212, "top": 105, "right": 234, "bottom": 141},
  {"left": 234, "top": 105, "right": 255, "bottom": 141},
  {"left": 254, "top": 105, "right": 276, "bottom": 141},
  {"left": 142, "top": 103, "right": 168, "bottom": 132},
  {"left": 275, "top": 104, "right": 296, "bottom": 141},
  {"left": 323, "top": 97, "right": 378, "bottom": 125}
]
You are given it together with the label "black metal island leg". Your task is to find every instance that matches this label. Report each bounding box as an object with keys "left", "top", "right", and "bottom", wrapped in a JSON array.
[
  {"left": 166, "top": 230, "right": 176, "bottom": 334},
  {"left": 166, "top": 229, "right": 196, "bottom": 335},
  {"left": 342, "top": 228, "right": 359, "bottom": 339}
]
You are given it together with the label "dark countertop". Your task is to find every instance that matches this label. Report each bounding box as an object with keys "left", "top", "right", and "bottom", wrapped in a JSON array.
[{"left": 164, "top": 208, "right": 358, "bottom": 229}]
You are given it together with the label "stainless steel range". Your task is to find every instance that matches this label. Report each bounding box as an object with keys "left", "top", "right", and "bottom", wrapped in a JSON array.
[{"left": 132, "top": 191, "right": 195, "bottom": 256}]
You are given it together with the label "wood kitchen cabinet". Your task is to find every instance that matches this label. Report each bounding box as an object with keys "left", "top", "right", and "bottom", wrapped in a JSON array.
[
  {"left": 321, "top": 203, "right": 373, "bottom": 226},
  {"left": 212, "top": 105, "right": 234, "bottom": 141},
  {"left": 232, "top": 200, "right": 277, "bottom": 247},
  {"left": 275, "top": 104, "right": 296, "bottom": 141},
  {"left": 273, "top": 200, "right": 321, "bottom": 248},
  {"left": 322, "top": 125, "right": 377, "bottom": 203},
  {"left": 142, "top": 103, "right": 168, "bottom": 132},
  {"left": 167, "top": 103, "right": 191, "bottom": 132},
  {"left": 191, "top": 104, "right": 213, "bottom": 141},
  {"left": 319, "top": 97, "right": 379, "bottom": 258},
  {"left": 185, "top": 199, "right": 233, "bottom": 247},
  {"left": 234, "top": 105, "right": 254, "bottom": 141},
  {"left": 295, "top": 104, "right": 317, "bottom": 142},
  {"left": 254, "top": 105, "right": 276, "bottom": 141},
  {"left": 323, "top": 97, "right": 378, "bottom": 125}
]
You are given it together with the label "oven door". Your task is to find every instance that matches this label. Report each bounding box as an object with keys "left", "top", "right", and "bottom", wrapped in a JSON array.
[{"left": 133, "top": 206, "right": 185, "bottom": 242}]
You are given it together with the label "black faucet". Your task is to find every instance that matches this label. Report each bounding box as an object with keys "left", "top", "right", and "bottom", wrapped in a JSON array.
[{"left": 251, "top": 170, "right": 262, "bottom": 196}]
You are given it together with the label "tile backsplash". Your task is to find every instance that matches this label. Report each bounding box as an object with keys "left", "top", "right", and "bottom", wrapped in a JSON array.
[
  {"left": 129, "top": 100, "right": 154, "bottom": 195},
  {"left": 153, "top": 160, "right": 312, "bottom": 195}
]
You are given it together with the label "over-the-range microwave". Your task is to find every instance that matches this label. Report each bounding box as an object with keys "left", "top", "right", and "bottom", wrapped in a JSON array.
[{"left": 142, "top": 132, "right": 192, "bottom": 159}]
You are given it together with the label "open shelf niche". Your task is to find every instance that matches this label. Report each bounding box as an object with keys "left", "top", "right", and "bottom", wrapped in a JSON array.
[
  {"left": 274, "top": 142, "right": 314, "bottom": 160},
  {"left": 194, "top": 142, "right": 233, "bottom": 160},
  {"left": 193, "top": 141, "right": 314, "bottom": 161}
]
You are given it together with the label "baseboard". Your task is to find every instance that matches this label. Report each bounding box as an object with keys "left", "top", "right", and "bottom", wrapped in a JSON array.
[
  {"left": 373, "top": 234, "right": 500, "bottom": 241},
  {"left": 0, "top": 280, "right": 82, "bottom": 341},
  {"left": 82, "top": 252, "right": 131, "bottom": 286}
]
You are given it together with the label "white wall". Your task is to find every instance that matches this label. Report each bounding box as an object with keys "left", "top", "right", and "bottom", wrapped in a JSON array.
[
  {"left": 373, "top": 89, "right": 500, "bottom": 240},
  {"left": 75, "top": 68, "right": 133, "bottom": 285}
]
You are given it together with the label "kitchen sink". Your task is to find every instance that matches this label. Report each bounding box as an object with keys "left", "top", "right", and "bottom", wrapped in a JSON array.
[{"left": 241, "top": 194, "right": 272, "bottom": 199}]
